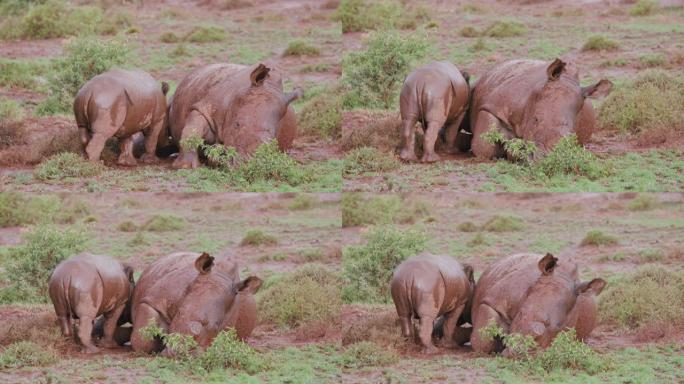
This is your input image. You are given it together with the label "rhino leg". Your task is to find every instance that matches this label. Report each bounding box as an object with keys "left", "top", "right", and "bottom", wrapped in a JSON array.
[
  {"left": 141, "top": 117, "right": 164, "bottom": 164},
  {"left": 415, "top": 292, "right": 439, "bottom": 354},
  {"left": 471, "top": 110, "right": 507, "bottom": 160},
  {"left": 443, "top": 114, "right": 466, "bottom": 155},
  {"left": 437, "top": 303, "right": 465, "bottom": 349},
  {"left": 117, "top": 136, "right": 138, "bottom": 166},
  {"left": 471, "top": 304, "right": 507, "bottom": 354},
  {"left": 130, "top": 303, "right": 166, "bottom": 353},
  {"left": 172, "top": 110, "right": 209, "bottom": 169},
  {"left": 399, "top": 117, "right": 419, "bottom": 162},
  {"left": 98, "top": 302, "right": 126, "bottom": 349},
  {"left": 77, "top": 315, "right": 99, "bottom": 354},
  {"left": 421, "top": 118, "right": 446, "bottom": 163}
]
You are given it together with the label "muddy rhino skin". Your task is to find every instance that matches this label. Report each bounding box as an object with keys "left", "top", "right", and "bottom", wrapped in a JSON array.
[
  {"left": 73, "top": 69, "right": 168, "bottom": 166},
  {"left": 390, "top": 253, "right": 475, "bottom": 353},
  {"left": 48, "top": 253, "right": 134, "bottom": 353}
]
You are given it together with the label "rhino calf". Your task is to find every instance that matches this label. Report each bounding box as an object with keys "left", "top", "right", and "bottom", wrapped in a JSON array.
[
  {"left": 399, "top": 61, "right": 470, "bottom": 163},
  {"left": 390, "top": 254, "right": 474, "bottom": 354},
  {"left": 74, "top": 69, "right": 169, "bottom": 166},
  {"left": 48, "top": 253, "right": 134, "bottom": 353}
]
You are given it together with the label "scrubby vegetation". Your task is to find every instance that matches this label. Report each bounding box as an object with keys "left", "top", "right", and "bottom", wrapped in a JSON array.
[
  {"left": 34, "top": 153, "right": 103, "bottom": 180},
  {"left": 482, "top": 215, "right": 524, "bottom": 232},
  {"left": 0, "top": 192, "right": 88, "bottom": 227},
  {"left": 0, "top": 58, "right": 47, "bottom": 90},
  {"left": 629, "top": 0, "right": 658, "bottom": 16},
  {"left": 185, "top": 26, "right": 226, "bottom": 43},
  {"left": 582, "top": 35, "right": 620, "bottom": 51},
  {"left": 341, "top": 193, "right": 429, "bottom": 227},
  {"left": 343, "top": 146, "right": 400, "bottom": 175},
  {"left": 332, "top": 0, "right": 430, "bottom": 33},
  {"left": 240, "top": 229, "right": 278, "bottom": 246},
  {"left": 0, "top": 0, "right": 105, "bottom": 40},
  {"left": 342, "top": 30, "right": 431, "bottom": 109},
  {"left": 482, "top": 20, "right": 527, "bottom": 38},
  {"left": 258, "top": 265, "right": 342, "bottom": 328},
  {"left": 342, "top": 226, "right": 427, "bottom": 303},
  {"left": 283, "top": 39, "right": 320, "bottom": 56},
  {"left": 142, "top": 214, "right": 184, "bottom": 232},
  {"left": 627, "top": 194, "right": 659, "bottom": 211},
  {"left": 0, "top": 341, "right": 57, "bottom": 369},
  {"left": 297, "top": 86, "right": 342, "bottom": 139},
  {"left": 340, "top": 341, "right": 398, "bottom": 368},
  {"left": 581, "top": 230, "right": 618, "bottom": 246},
  {"left": 287, "top": 194, "right": 318, "bottom": 210},
  {"left": 0, "top": 97, "right": 24, "bottom": 122}
]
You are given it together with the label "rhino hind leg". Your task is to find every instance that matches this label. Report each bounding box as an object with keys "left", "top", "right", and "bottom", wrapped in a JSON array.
[
  {"left": 437, "top": 304, "right": 465, "bottom": 349},
  {"left": 443, "top": 114, "right": 466, "bottom": 155},
  {"left": 140, "top": 118, "right": 164, "bottom": 164},
  {"left": 421, "top": 118, "right": 446, "bottom": 163},
  {"left": 117, "top": 136, "right": 138, "bottom": 166},
  {"left": 471, "top": 304, "right": 507, "bottom": 354},
  {"left": 98, "top": 302, "right": 127, "bottom": 349}
]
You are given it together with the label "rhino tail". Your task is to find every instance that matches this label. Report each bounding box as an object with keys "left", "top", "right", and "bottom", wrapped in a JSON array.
[{"left": 161, "top": 81, "right": 170, "bottom": 96}]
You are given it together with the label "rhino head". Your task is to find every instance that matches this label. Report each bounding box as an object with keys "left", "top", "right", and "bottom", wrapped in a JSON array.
[
  {"left": 167, "top": 253, "right": 262, "bottom": 348},
  {"left": 221, "top": 64, "right": 302, "bottom": 156},
  {"left": 521, "top": 59, "right": 612, "bottom": 153},
  {"left": 509, "top": 253, "right": 605, "bottom": 347}
]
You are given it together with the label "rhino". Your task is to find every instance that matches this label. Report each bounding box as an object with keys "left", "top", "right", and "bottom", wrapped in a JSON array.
[
  {"left": 74, "top": 69, "right": 168, "bottom": 166},
  {"left": 160, "top": 62, "right": 301, "bottom": 169},
  {"left": 399, "top": 61, "right": 470, "bottom": 163},
  {"left": 466, "top": 58, "right": 612, "bottom": 159},
  {"left": 130, "top": 252, "right": 261, "bottom": 354},
  {"left": 390, "top": 253, "right": 474, "bottom": 353},
  {"left": 470, "top": 253, "right": 606, "bottom": 354},
  {"left": 48, "top": 253, "right": 134, "bottom": 353}
]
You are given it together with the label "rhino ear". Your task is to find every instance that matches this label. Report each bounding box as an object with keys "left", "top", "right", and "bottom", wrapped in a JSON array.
[
  {"left": 195, "top": 252, "right": 214, "bottom": 274},
  {"left": 460, "top": 70, "right": 470, "bottom": 84},
  {"left": 546, "top": 58, "right": 566, "bottom": 81},
  {"left": 538, "top": 253, "right": 558, "bottom": 275},
  {"left": 236, "top": 276, "right": 262, "bottom": 294},
  {"left": 576, "top": 278, "right": 606, "bottom": 295},
  {"left": 581, "top": 79, "right": 613, "bottom": 99},
  {"left": 161, "top": 81, "right": 170, "bottom": 96},
  {"left": 462, "top": 263, "right": 475, "bottom": 283},
  {"left": 284, "top": 88, "right": 303, "bottom": 106},
  {"left": 250, "top": 64, "right": 271, "bottom": 87}
]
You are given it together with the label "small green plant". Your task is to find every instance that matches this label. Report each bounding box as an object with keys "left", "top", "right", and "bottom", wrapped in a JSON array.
[
  {"left": 117, "top": 220, "right": 138, "bottom": 232},
  {"left": 341, "top": 193, "right": 429, "bottom": 227},
  {"left": 627, "top": 194, "right": 658, "bottom": 211},
  {"left": 185, "top": 26, "right": 226, "bottom": 43},
  {"left": 298, "top": 87, "right": 342, "bottom": 139},
  {"left": 333, "top": 0, "right": 430, "bottom": 33},
  {"left": 240, "top": 229, "right": 278, "bottom": 246},
  {"left": 581, "top": 230, "right": 618, "bottom": 246},
  {"left": 639, "top": 53, "right": 665, "bottom": 68},
  {"left": 458, "top": 221, "right": 479, "bottom": 232},
  {"left": 196, "top": 328, "right": 265, "bottom": 374},
  {"left": 0, "top": 341, "right": 57, "bottom": 369},
  {"left": 34, "top": 153, "right": 103, "bottom": 180},
  {"left": 343, "top": 147, "right": 400, "bottom": 175},
  {"left": 258, "top": 265, "right": 342, "bottom": 328},
  {"left": 535, "top": 135, "right": 608, "bottom": 179},
  {"left": 459, "top": 26, "right": 479, "bottom": 37},
  {"left": 482, "top": 20, "right": 527, "bottom": 37},
  {"left": 467, "top": 232, "right": 488, "bottom": 247},
  {"left": 288, "top": 194, "right": 317, "bottom": 210},
  {"left": 203, "top": 144, "right": 240, "bottom": 169},
  {"left": 504, "top": 139, "right": 538, "bottom": 164},
  {"left": 179, "top": 135, "right": 205, "bottom": 152},
  {"left": 159, "top": 32, "right": 180, "bottom": 43},
  {"left": 0, "top": 58, "right": 47, "bottom": 90},
  {"left": 482, "top": 215, "right": 524, "bottom": 232},
  {"left": 239, "top": 140, "right": 306, "bottom": 185},
  {"left": 629, "top": 0, "right": 657, "bottom": 16},
  {"left": 128, "top": 232, "right": 148, "bottom": 246},
  {"left": 0, "top": 0, "right": 104, "bottom": 40},
  {"left": 283, "top": 39, "right": 320, "bottom": 56},
  {"left": 0, "top": 97, "right": 24, "bottom": 122},
  {"left": 478, "top": 322, "right": 536, "bottom": 359},
  {"left": 342, "top": 30, "right": 431, "bottom": 109},
  {"left": 342, "top": 226, "right": 427, "bottom": 303},
  {"left": 140, "top": 322, "right": 198, "bottom": 362},
  {"left": 142, "top": 214, "right": 184, "bottom": 232},
  {"left": 535, "top": 329, "right": 606, "bottom": 373},
  {"left": 340, "top": 341, "right": 399, "bottom": 368},
  {"left": 582, "top": 35, "right": 619, "bottom": 51}
]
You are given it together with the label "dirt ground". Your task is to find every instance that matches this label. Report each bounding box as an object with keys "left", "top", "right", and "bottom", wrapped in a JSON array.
[{"left": 341, "top": 0, "right": 684, "bottom": 192}]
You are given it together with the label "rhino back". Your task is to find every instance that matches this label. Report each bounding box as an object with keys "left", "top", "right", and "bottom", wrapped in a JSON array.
[{"left": 400, "top": 62, "right": 468, "bottom": 122}]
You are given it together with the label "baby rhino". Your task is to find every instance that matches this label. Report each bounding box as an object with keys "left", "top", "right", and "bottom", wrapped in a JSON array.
[
  {"left": 391, "top": 254, "right": 474, "bottom": 354},
  {"left": 74, "top": 69, "right": 169, "bottom": 166},
  {"left": 399, "top": 61, "right": 470, "bottom": 163},
  {"left": 48, "top": 253, "right": 134, "bottom": 353}
]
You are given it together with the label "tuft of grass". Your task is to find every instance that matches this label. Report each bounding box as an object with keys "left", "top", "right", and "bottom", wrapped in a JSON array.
[
  {"left": 343, "top": 147, "right": 400, "bottom": 175},
  {"left": 342, "top": 226, "right": 427, "bottom": 303},
  {"left": 639, "top": 53, "right": 665, "bottom": 68},
  {"left": 599, "top": 265, "right": 684, "bottom": 330},
  {"left": 458, "top": 221, "right": 479, "bottom": 232},
  {"left": 117, "top": 220, "right": 138, "bottom": 232},
  {"left": 34, "top": 153, "right": 103, "bottom": 180},
  {"left": 581, "top": 230, "right": 618, "bottom": 246},
  {"left": 332, "top": 0, "right": 430, "bottom": 33},
  {"left": 159, "top": 32, "right": 181, "bottom": 43},
  {"left": 0, "top": 341, "right": 58, "bottom": 369},
  {"left": 258, "top": 265, "right": 342, "bottom": 328},
  {"left": 240, "top": 229, "right": 278, "bottom": 246},
  {"left": 459, "top": 26, "right": 479, "bottom": 37},
  {"left": 468, "top": 232, "right": 488, "bottom": 247},
  {"left": 482, "top": 20, "right": 527, "bottom": 37},
  {"left": 534, "top": 135, "right": 608, "bottom": 180},
  {"left": 0, "top": 58, "right": 48, "bottom": 90},
  {"left": 598, "top": 70, "right": 684, "bottom": 135},
  {"left": 287, "top": 194, "right": 317, "bottom": 210},
  {"left": 482, "top": 215, "right": 524, "bottom": 232},
  {"left": 0, "top": 193, "right": 84, "bottom": 227},
  {"left": 340, "top": 341, "right": 399, "bottom": 368},
  {"left": 283, "top": 39, "right": 320, "bottom": 56},
  {"left": 582, "top": 35, "right": 619, "bottom": 51},
  {"left": 37, "top": 36, "right": 129, "bottom": 116},
  {"left": 239, "top": 140, "right": 307, "bottom": 185},
  {"left": 342, "top": 30, "right": 431, "bottom": 109},
  {"left": 341, "top": 193, "right": 429, "bottom": 227},
  {"left": 0, "top": 0, "right": 105, "bottom": 40},
  {"left": 0, "top": 225, "right": 88, "bottom": 303},
  {"left": 629, "top": 0, "right": 657, "bottom": 16},
  {"left": 185, "top": 26, "right": 226, "bottom": 43},
  {"left": 298, "top": 86, "right": 342, "bottom": 139},
  {"left": 627, "top": 194, "right": 659, "bottom": 211},
  {"left": 142, "top": 214, "right": 184, "bottom": 232},
  {"left": 0, "top": 97, "right": 24, "bottom": 122}
]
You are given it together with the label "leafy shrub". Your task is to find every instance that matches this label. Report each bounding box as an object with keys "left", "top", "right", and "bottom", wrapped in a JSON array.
[
  {"left": 37, "top": 37, "right": 129, "bottom": 115},
  {"left": 283, "top": 39, "right": 320, "bottom": 56},
  {"left": 582, "top": 35, "right": 619, "bottom": 51},
  {"left": 185, "top": 26, "right": 226, "bottom": 43},
  {"left": 342, "top": 226, "right": 428, "bottom": 303},
  {"left": 459, "top": 26, "right": 479, "bottom": 37},
  {"left": 34, "top": 153, "right": 103, "bottom": 180},
  {"left": 258, "top": 265, "right": 342, "bottom": 328},
  {"left": 0, "top": 59, "right": 47, "bottom": 90},
  {"left": 117, "top": 220, "right": 137, "bottom": 232},
  {"left": 629, "top": 0, "right": 657, "bottom": 16},
  {"left": 534, "top": 135, "right": 608, "bottom": 179},
  {"left": 0, "top": 341, "right": 57, "bottom": 369},
  {"left": 0, "top": 225, "right": 88, "bottom": 303},
  {"left": 239, "top": 140, "right": 306, "bottom": 185},
  {"left": 343, "top": 147, "right": 400, "bottom": 175},
  {"left": 0, "top": 97, "right": 24, "bottom": 122},
  {"left": 599, "top": 266, "right": 684, "bottom": 330},
  {"left": 143, "top": 214, "right": 184, "bottom": 232},
  {"left": 342, "top": 30, "right": 431, "bottom": 109},
  {"left": 288, "top": 194, "right": 317, "bottom": 210},
  {"left": 627, "top": 194, "right": 658, "bottom": 211},
  {"left": 240, "top": 229, "right": 278, "bottom": 246},
  {"left": 298, "top": 87, "right": 342, "bottom": 139},
  {"left": 0, "top": 0, "right": 107, "bottom": 40},
  {"left": 639, "top": 53, "right": 665, "bottom": 68},
  {"left": 482, "top": 20, "right": 526, "bottom": 37},
  {"left": 341, "top": 193, "right": 429, "bottom": 227},
  {"left": 340, "top": 341, "right": 398, "bottom": 368},
  {"left": 598, "top": 70, "right": 684, "bottom": 134},
  {"left": 482, "top": 215, "right": 524, "bottom": 232},
  {"left": 196, "top": 329, "right": 265, "bottom": 374},
  {"left": 458, "top": 221, "right": 479, "bottom": 232},
  {"left": 0, "top": 192, "right": 63, "bottom": 227},
  {"left": 332, "top": 0, "right": 430, "bottom": 33},
  {"left": 580, "top": 230, "right": 618, "bottom": 246},
  {"left": 159, "top": 32, "right": 181, "bottom": 43}
]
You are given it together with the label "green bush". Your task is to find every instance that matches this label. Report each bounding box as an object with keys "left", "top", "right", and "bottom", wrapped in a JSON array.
[
  {"left": 459, "top": 26, "right": 479, "bottom": 37},
  {"left": 536, "top": 329, "right": 606, "bottom": 373},
  {"left": 534, "top": 135, "right": 608, "bottom": 179},
  {"left": 185, "top": 26, "right": 226, "bottom": 43},
  {"left": 0, "top": 192, "right": 62, "bottom": 227},
  {"left": 0, "top": 0, "right": 47, "bottom": 16},
  {"left": 341, "top": 193, "right": 429, "bottom": 227},
  {"left": 482, "top": 20, "right": 527, "bottom": 37},
  {"left": 287, "top": 194, "right": 317, "bottom": 210},
  {"left": 283, "top": 39, "right": 320, "bottom": 56},
  {"left": 629, "top": 0, "right": 657, "bottom": 16},
  {"left": 258, "top": 265, "right": 342, "bottom": 328},
  {"left": 240, "top": 229, "right": 278, "bottom": 246},
  {"left": 599, "top": 266, "right": 684, "bottom": 329},
  {"left": 332, "top": 0, "right": 430, "bottom": 33},
  {"left": 159, "top": 31, "right": 181, "bottom": 43},
  {"left": 117, "top": 220, "right": 138, "bottom": 232},
  {"left": 0, "top": 0, "right": 104, "bottom": 40},
  {"left": 343, "top": 147, "right": 400, "bottom": 175},
  {"left": 0, "top": 97, "right": 24, "bottom": 122},
  {"left": 239, "top": 140, "right": 306, "bottom": 185},
  {"left": 34, "top": 153, "right": 103, "bottom": 180},
  {"left": 342, "top": 30, "right": 431, "bottom": 109},
  {"left": 342, "top": 226, "right": 428, "bottom": 303},
  {"left": 0, "top": 59, "right": 47, "bottom": 90},
  {"left": 142, "top": 214, "right": 184, "bottom": 232},
  {"left": 37, "top": 36, "right": 129, "bottom": 115},
  {"left": 298, "top": 87, "right": 342, "bottom": 139},
  {"left": 482, "top": 215, "right": 524, "bottom": 232},
  {"left": 598, "top": 70, "right": 684, "bottom": 134},
  {"left": 0, "top": 341, "right": 57, "bottom": 369},
  {"left": 582, "top": 35, "right": 619, "bottom": 51},
  {"left": 0, "top": 225, "right": 88, "bottom": 303},
  {"left": 627, "top": 194, "right": 659, "bottom": 211},
  {"left": 580, "top": 230, "right": 618, "bottom": 246},
  {"left": 340, "top": 341, "right": 398, "bottom": 368}
]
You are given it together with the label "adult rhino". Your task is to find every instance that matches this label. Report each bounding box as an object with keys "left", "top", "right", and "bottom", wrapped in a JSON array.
[
  {"left": 470, "top": 253, "right": 606, "bottom": 354},
  {"left": 466, "top": 59, "right": 612, "bottom": 159},
  {"left": 161, "top": 63, "right": 301, "bottom": 169},
  {"left": 130, "top": 252, "right": 262, "bottom": 354}
]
